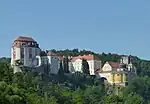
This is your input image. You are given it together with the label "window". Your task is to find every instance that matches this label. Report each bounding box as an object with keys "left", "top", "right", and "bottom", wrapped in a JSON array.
[
  {"left": 29, "top": 48, "right": 32, "bottom": 59},
  {"left": 21, "top": 48, "right": 24, "bottom": 58},
  {"left": 28, "top": 42, "right": 31, "bottom": 46},
  {"left": 22, "top": 42, "right": 26, "bottom": 46}
]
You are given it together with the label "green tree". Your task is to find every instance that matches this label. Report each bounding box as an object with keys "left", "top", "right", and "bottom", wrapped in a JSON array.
[
  {"left": 102, "top": 95, "right": 123, "bottom": 104},
  {"left": 82, "top": 59, "right": 90, "bottom": 75},
  {"left": 124, "top": 93, "right": 144, "bottom": 104}
]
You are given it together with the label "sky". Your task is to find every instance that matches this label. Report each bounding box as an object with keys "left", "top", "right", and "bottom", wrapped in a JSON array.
[{"left": 0, "top": 0, "right": 150, "bottom": 59}]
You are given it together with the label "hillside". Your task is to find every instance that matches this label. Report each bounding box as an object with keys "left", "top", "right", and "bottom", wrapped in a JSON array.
[
  {"left": 49, "top": 49, "right": 150, "bottom": 77},
  {"left": 1, "top": 49, "right": 150, "bottom": 77},
  {"left": 0, "top": 49, "right": 150, "bottom": 103}
]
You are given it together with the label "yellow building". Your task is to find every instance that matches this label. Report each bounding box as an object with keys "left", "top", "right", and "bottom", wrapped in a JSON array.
[{"left": 98, "top": 61, "right": 136, "bottom": 86}]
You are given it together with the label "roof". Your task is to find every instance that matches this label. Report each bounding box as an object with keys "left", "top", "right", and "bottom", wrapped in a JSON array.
[
  {"left": 58, "top": 56, "right": 64, "bottom": 61},
  {"left": 71, "top": 54, "right": 97, "bottom": 61},
  {"left": 15, "top": 36, "right": 36, "bottom": 42},
  {"left": 95, "top": 68, "right": 101, "bottom": 72},
  {"left": 97, "top": 62, "right": 120, "bottom": 73},
  {"left": 107, "top": 62, "right": 119, "bottom": 69}
]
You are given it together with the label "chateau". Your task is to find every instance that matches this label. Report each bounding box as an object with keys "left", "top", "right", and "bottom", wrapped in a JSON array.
[
  {"left": 11, "top": 36, "right": 60, "bottom": 75},
  {"left": 11, "top": 36, "right": 136, "bottom": 86},
  {"left": 97, "top": 57, "right": 137, "bottom": 86}
]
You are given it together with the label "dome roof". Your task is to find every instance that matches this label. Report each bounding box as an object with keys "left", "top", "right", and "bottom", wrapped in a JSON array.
[{"left": 15, "top": 36, "right": 36, "bottom": 42}]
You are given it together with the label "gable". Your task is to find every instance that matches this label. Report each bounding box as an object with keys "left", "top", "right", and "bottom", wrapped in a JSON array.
[{"left": 102, "top": 63, "right": 112, "bottom": 72}]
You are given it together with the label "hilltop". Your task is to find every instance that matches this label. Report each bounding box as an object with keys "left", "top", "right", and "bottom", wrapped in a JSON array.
[
  {"left": 1, "top": 48, "right": 150, "bottom": 76},
  {"left": 0, "top": 49, "right": 150, "bottom": 103},
  {"left": 47, "top": 49, "right": 150, "bottom": 76}
]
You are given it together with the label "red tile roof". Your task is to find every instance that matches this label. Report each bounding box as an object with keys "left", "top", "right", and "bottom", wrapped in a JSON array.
[
  {"left": 15, "top": 36, "right": 36, "bottom": 42},
  {"left": 107, "top": 62, "right": 119, "bottom": 69},
  {"left": 96, "top": 62, "right": 119, "bottom": 73},
  {"left": 72, "top": 54, "right": 95, "bottom": 61}
]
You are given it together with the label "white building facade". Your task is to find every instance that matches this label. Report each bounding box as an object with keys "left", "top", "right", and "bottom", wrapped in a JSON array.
[
  {"left": 11, "top": 36, "right": 41, "bottom": 72},
  {"left": 11, "top": 36, "right": 61, "bottom": 75},
  {"left": 69, "top": 54, "right": 101, "bottom": 75},
  {"left": 36, "top": 52, "right": 60, "bottom": 75}
]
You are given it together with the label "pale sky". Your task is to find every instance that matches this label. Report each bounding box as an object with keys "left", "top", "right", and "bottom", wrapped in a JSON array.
[{"left": 0, "top": 0, "right": 150, "bottom": 60}]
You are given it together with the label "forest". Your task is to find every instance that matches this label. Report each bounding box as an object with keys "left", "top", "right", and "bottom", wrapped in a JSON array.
[{"left": 1, "top": 49, "right": 150, "bottom": 104}]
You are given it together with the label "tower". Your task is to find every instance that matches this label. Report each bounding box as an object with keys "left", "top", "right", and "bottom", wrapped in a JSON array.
[{"left": 11, "top": 36, "right": 41, "bottom": 71}]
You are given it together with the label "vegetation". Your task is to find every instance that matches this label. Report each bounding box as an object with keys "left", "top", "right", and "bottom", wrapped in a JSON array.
[
  {"left": 0, "top": 49, "right": 150, "bottom": 104},
  {"left": 50, "top": 49, "right": 150, "bottom": 76}
]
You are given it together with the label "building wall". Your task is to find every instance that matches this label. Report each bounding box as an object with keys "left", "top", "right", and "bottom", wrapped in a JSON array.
[
  {"left": 100, "top": 62, "right": 128, "bottom": 85},
  {"left": 70, "top": 59, "right": 101, "bottom": 75},
  {"left": 72, "top": 59, "right": 82, "bottom": 73},
  {"left": 94, "top": 60, "right": 101, "bottom": 71},
  {"left": 99, "top": 73, "right": 113, "bottom": 83},
  {"left": 36, "top": 56, "right": 60, "bottom": 75},
  {"left": 87, "top": 60, "right": 93, "bottom": 74},
  {"left": 68, "top": 62, "right": 75, "bottom": 73},
  {"left": 11, "top": 47, "right": 21, "bottom": 66},
  {"left": 87, "top": 60, "right": 99, "bottom": 75},
  {"left": 48, "top": 56, "right": 60, "bottom": 75},
  {"left": 122, "top": 56, "right": 129, "bottom": 64},
  {"left": 102, "top": 63, "right": 112, "bottom": 71},
  {"left": 99, "top": 72, "right": 127, "bottom": 85},
  {"left": 11, "top": 46, "right": 41, "bottom": 67}
]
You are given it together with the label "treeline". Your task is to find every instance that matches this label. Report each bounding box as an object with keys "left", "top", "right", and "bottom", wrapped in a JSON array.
[
  {"left": 0, "top": 61, "right": 150, "bottom": 104},
  {"left": 1, "top": 49, "right": 150, "bottom": 103},
  {"left": 50, "top": 49, "right": 121, "bottom": 65},
  {"left": 50, "top": 49, "right": 150, "bottom": 77}
]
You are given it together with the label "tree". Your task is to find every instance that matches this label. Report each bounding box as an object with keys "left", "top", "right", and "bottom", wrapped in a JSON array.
[
  {"left": 58, "top": 61, "right": 64, "bottom": 76},
  {"left": 63, "top": 57, "right": 69, "bottom": 73},
  {"left": 102, "top": 95, "right": 123, "bottom": 104},
  {"left": 82, "top": 59, "right": 90, "bottom": 75},
  {"left": 124, "top": 93, "right": 144, "bottom": 104},
  {"left": 83, "top": 85, "right": 106, "bottom": 104}
]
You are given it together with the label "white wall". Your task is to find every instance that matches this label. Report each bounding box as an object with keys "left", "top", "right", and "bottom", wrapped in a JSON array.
[
  {"left": 72, "top": 59, "right": 82, "bottom": 73},
  {"left": 70, "top": 59, "right": 101, "bottom": 75},
  {"left": 87, "top": 60, "right": 101, "bottom": 75},
  {"left": 11, "top": 46, "right": 41, "bottom": 68},
  {"left": 11, "top": 47, "right": 21, "bottom": 66},
  {"left": 102, "top": 63, "right": 112, "bottom": 71},
  {"left": 87, "top": 60, "right": 94, "bottom": 75},
  {"left": 36, "top": 56, "right": 60, "bottom": 75}
]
